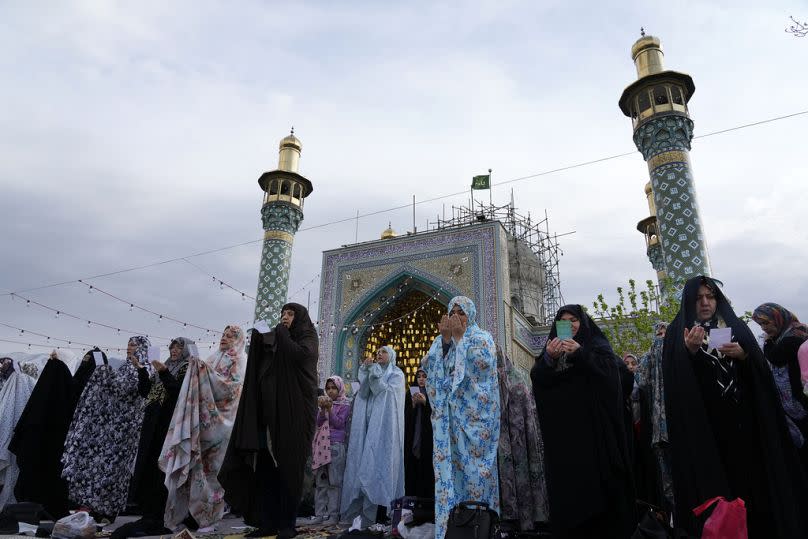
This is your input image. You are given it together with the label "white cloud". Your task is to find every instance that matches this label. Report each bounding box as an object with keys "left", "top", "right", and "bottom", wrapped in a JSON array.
[{"left": 1, "top": 0, "right": 807, "bottom": 352}]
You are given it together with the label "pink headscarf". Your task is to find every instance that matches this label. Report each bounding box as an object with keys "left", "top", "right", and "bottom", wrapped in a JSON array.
[{"left": 326, "top": 375, "right": 350, "bottom": 405}]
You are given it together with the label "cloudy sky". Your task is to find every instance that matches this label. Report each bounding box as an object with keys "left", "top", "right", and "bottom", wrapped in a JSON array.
[{"left": 1, "top": 0, "right": 806, "bottom": 355}]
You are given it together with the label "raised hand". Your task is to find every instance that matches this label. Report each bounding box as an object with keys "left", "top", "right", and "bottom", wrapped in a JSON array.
[
  {"left": 449, "top": 315, "right": 466, "bottom": 342},
  {"left": 684, "top": 326, "right": 706, "bottom": 355},
  {"left": 560, "top": 339, "right": 580, "bottom": 354},
  {"left": 438, "top": 315, "right": 452, "bottom": 341},
  {"left": 546, "top": 337, "right": 563, "bottom": 359}
]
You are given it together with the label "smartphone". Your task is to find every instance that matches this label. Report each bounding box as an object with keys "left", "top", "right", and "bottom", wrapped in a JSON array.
[{"left": 556, "top": 320, "right": 573, "bottom": 340}]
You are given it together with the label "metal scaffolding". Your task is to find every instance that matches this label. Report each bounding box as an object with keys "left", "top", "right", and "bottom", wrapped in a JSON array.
[{"left": 428, "top": 195, "right": 566, "bottom": 325}]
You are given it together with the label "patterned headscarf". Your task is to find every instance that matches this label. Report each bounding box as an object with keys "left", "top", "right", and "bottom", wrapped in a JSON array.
[
  {"left": 326, "top": 375, "right": 350, "bottom": 405},
  {"left": 128, "top": 335, "right": 153, "bottom": 374},
  {"left": 752, "top": 303, "right": 808, "bottom": 344},
  {"left": 167, "top": 337, "right": 195, "bottom": 377},
  {"left": 0, "top": 357, "right": 14, "bottom": 384},
  {"left": 448, "top": 295, "right": 478, "bottom": 334},
  {"left": 220, "top": 324, "right": 245, "bottom": 357}
]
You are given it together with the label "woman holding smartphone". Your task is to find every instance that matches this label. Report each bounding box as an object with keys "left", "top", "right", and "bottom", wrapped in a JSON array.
[{"left": 530, "top": 305, "right": 635, "bottom": 539}]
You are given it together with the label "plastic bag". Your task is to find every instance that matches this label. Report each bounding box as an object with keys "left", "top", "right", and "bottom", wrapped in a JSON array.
[
  {"left": 692, "top": 496, "right": 747, "bottom": 539},
  {"left": 52, "top": 511, "right": 97, "bottom": 539}
]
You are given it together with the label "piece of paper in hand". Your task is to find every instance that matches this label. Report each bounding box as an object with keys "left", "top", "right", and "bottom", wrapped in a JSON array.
[
  {"left": 148, "top": 345, "right": 160, "bottom": 363},
  {"left": 92, "top": 351, "right": 103, "bottom": 366},
  {"left": 709, "top": 327, "right": 733, "bottom": 350},
  {"left": 254, "top": 320, "right": 271, "bottom": 334},
  {"left": 350, "top": 381, "right": 360, "bottom": 395},
  {"left": 410, "top": 386, "right": 421, "bottom": 397}
]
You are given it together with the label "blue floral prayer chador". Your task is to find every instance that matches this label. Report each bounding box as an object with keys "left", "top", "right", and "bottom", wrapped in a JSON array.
[
  {"left": 424, "top": 296, "right": 500, "bottom": 539},
  {"left": 340, "top": 346, "right": 406, "bottom": 521}
]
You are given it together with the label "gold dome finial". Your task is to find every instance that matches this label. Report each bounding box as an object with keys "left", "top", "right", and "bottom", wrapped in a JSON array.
[
  {"left": 631, "top": 33, "right": 665, "bottom": 79},
  {"left": 278, "top": 128, "right": 302, "bottom": 172},
  {"left": 381, "top": 222, "right": 397, "bottom": 240}
]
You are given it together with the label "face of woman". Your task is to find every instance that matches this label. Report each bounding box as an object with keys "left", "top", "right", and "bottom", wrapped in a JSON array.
[
  {"left": 623, "top": 355, "right": 638, "bottom": 373},
  {"left": 325, "top": 380, "right": 339, "bottom": 399},
  {"left": 169, "top": 343, "right": 182, "bottom": 360},
  {"left": 560, "top": 312, "right": 581, "bottom": 337},
  {"left": 127, "top": 340, "right": 137, "bottom": 359},
  {"left": 376, "top": 347, "right": 390, "bottom": 366},
  {"left": 449, "top": 305, "right": 468, "bottom": 326},
  {"left": 416, "top": 371, "right": 427, "bottom": 387},
  {"left": 756, "top": 318, "right": 779, "bottom": 338},
  {"left": 220, "top": 328, "right": 237, "bottom": 351}
]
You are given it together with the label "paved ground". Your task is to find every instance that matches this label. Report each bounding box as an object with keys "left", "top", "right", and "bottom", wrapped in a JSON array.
[{"left": 98, "top": 515, "right": 351, "bottom": 539}]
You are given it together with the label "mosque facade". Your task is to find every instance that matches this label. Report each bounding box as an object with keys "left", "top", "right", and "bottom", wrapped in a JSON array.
[{"left": 315, "top": 207, "right": 561, "bottom": 386}]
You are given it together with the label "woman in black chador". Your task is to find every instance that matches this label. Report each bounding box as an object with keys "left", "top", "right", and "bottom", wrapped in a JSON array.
[
  {"left": 530, "top": 305, "right": 635, "bottom": 539},
  {"left": 219, "top": 303, "right": 319, "bottom": 539},
  {"left": 404, "top": 368, "right": 434, "bottom": 498},
  {"left": 114, "top": 337, "right": 194, "bottom": 538},
  {"left": 663, "top": 275, "right": 808, "bottom": 537},
  {"left": 9, "top": 349, "right": 86, "bottom": 519}
]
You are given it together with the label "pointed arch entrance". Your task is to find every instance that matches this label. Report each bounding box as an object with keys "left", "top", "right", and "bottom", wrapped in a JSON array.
[
  {"left": 361, "top": 288, "right": 445, "bottom": 384},
  {"left": 334, "top": 271, "right": 459, "bottom": 384}
]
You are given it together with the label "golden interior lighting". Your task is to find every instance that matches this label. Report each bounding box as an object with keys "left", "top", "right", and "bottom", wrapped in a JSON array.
[{"left": 362, "top": 289, "right": 445, "bottom": 385}]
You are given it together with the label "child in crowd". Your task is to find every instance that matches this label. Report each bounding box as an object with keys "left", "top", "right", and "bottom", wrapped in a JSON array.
[{"left": 310, "top": 376, "right": 352, "bottom": 526}]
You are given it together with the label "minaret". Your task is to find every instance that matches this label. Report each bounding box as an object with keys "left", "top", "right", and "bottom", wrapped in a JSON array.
[
  {"left": 253, "top": 130, "right": 313, "bottom": 324},
  {"left": 619, "top": 33, "right": 711, "bottom": 287},
  {"left": 636, "top": 181, "right": 666, "bottom": 282}
]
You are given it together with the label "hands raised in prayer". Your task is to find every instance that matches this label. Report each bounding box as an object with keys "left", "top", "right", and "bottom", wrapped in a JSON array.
[
  {"left": 318, "top": 395, "right": 333, "bottom": 409},
  {"left": 546, "top": 337, "right": 580, "bottom": 359},
  {"left": 684, "top": 326, "right": 706, "bottom": 355},
  {"left": 152, "top": 360, "right": 167, "bottom": 372},
  {"left": 412, "top": 392, "right": 427, "bottom": 405},
  {"left": 438, "top": 315, "right": 452, "bottom": 342},
  {"left": 449, "top": 315, "right": 466, "bottom": 342}
]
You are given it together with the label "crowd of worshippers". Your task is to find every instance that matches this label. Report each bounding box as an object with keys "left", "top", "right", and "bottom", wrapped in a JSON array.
[{"left": 2, "top": 276, "right": 808, "bottom": 538}]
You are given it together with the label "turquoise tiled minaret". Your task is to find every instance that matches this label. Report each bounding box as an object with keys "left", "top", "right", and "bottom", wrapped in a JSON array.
[
  {"left": 254, "top": 130, "right": 313, "bottom": 324},
  {"left": 620, "top": 34, "right": 712, "bottom": 288}
]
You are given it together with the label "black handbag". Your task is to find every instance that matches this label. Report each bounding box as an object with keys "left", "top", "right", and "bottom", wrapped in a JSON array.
[{"left": 445, "top": 501, "right": 499, "bottom": 539}]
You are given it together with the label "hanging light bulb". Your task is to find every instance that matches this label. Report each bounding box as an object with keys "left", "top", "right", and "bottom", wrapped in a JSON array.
[
  {"left": 88, "top": 285, "right": 93, "bottom": 294},
  {"left": 158, "top": 315, "right": 163, "bottom": 323},
  {"left": 55, "top": 310, "right": 60, "bottom": 319},
  {"left": 19, "top": 329, "right": 24, "bottom": 336},
  {"left": 87, "top": 320, "right": 91, "bottom": 328},
  {"left": 219, "top": 281, "right": 224, "bottom": 290},
  {"left": 25, "top": 300, "right": 30, "bottom": 308},
  {"left": 129, "top": 304, "right": 134, "bottom": 312},
  {"left": 241, "top": 293, "right": 246, "bottom": 301}
]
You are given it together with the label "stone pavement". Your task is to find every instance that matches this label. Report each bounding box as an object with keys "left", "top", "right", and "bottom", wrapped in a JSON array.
[{"left": 99, "top": 515, "right": 350, "bottom": 539}]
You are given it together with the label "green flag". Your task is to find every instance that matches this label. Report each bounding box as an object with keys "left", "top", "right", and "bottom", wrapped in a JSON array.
[{"left": 471, "top": 174, "right": 490, "bottom": 190}]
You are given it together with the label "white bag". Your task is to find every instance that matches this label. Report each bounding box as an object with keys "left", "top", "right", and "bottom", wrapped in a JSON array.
[{"left": 52, "top": 511, "right": 97, "bottom": 539}]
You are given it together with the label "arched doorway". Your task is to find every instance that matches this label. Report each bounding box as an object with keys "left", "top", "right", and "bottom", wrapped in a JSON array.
[{"left": 361, "top": 289, "right": 445, "bottom": 385}]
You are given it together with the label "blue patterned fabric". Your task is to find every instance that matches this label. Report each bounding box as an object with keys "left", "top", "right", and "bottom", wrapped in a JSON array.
[
  {"left": 340, "top": 346, "right": 406, "bottom": 518},
  {"left": 424, "top": 296, "right": 500, "bottom": 539}
]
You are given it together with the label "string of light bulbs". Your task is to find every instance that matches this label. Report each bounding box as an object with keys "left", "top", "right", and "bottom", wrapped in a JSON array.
[
  {"left": 6, "top": 292, "right": 219, "bottom": 345},
  {"left": 4, "top": 109, "right": 803, "bottom": 299},
  {"left": 319, "top": 261, "right": 467, "bottom": 338},
  {"left": 75, "top": 279, "right": 220, "bottom": 333},
  {"left": 287, "top": 273, "right": 322, "bottom": 301},
  {"left": 181, "top": 258, "right": 256, "bottom": 301}
]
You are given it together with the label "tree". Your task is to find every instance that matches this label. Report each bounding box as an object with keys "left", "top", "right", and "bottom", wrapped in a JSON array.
[
  {"left": 786, "top": 16, "right": 808, "bottom": 37},
  {"left": 591, "top": 278, "right": 679, "bottom": 358}
]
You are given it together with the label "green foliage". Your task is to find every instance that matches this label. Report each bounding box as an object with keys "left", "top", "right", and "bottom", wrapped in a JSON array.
[{"left": 591, "top": 278, "right": 680, "bottom": 357}]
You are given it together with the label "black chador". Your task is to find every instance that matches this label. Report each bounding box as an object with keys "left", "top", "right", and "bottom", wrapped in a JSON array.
[{"left": 220, "top": 303, "right": 318, "bottom": 538}]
